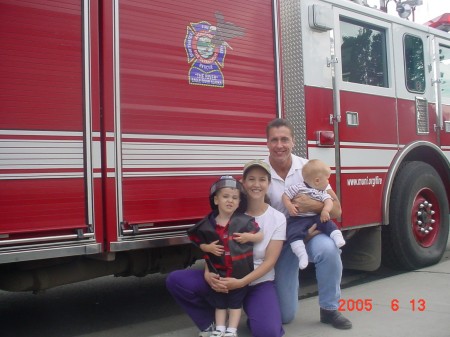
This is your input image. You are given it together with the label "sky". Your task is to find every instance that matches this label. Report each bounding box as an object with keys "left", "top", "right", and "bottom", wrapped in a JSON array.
[{"left": 366, "top": 0, "right": 450, "bottom": 24}]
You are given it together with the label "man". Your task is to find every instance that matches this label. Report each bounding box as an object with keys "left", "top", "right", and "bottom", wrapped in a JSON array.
[{"left": 265, "top": 118, "right": 352, "bottom": 329}]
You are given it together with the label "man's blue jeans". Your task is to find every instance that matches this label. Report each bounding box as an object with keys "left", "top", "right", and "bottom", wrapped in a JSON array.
[{"left": 275, "top": 233, "right": 343, "bottom": 323}]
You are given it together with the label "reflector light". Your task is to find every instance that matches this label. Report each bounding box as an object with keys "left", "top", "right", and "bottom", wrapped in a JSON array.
[{"left": 316, "top": 131, "right": 335, "bottom": 147}]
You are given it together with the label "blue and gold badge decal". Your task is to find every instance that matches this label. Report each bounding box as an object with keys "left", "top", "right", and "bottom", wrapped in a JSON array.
[{"left": 184, "top": 12, "right": 245, "bottom": 87}]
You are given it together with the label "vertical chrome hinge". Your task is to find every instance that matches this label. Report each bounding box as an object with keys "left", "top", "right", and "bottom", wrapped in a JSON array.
[
  {"left": 327, "top": 56, "right": 338, "bottom": 67},
  {"left": 329, "top": 114, "right": 341, "bottom": 124}
]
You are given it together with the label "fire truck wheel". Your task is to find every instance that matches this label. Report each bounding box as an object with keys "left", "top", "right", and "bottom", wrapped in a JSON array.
[{"left": 382, "top": 161, "right": 449, "bottom": 270}]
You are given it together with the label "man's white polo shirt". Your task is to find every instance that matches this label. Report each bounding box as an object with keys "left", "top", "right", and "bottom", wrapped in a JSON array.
[{"left": 265, "top": 155, "right": 309, "bottom": 217}]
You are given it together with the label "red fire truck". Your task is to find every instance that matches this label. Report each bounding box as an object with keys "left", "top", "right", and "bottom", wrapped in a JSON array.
[{"left": 1, "top": 0, "right": 449, "bottom": 292}]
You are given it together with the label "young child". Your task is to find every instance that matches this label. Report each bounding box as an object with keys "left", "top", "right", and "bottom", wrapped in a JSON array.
[
  {"left": 282, "top": 159, "right": 345, "bottom": 269},
  {"left": 188, "top": 176, "right": 263, "bottom": 337}
]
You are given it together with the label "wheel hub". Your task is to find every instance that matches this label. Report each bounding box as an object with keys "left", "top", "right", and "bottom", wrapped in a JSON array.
[
  {"left": 412, "top": 190, "right": 440, "bottom": 248},
  {"left": 416, "top": 200, "right": 435, "bottom": 235}
]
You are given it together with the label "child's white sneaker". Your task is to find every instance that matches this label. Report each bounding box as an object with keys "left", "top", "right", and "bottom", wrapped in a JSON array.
[
  {"left": 198, "top": 323, "right": 215, "bottom": 337},
  {"left": 211, "top": 331, "right": 225, "bottom": 337},
  {"left": 224, "top": 331, "right": 237, "bottom": 337}
]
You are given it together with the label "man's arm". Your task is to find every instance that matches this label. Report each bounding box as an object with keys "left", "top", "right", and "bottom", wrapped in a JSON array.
[{"left": 291, "top": 189, "right": 341, "bottom": 219}]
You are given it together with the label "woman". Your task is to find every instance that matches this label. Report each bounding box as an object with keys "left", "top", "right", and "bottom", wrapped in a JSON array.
[{"left": 166, "top": 160, "right": 286, "bottom": 337}]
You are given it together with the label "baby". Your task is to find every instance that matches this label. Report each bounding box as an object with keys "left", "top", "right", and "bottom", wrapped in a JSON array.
[{"left": 282, "top": 159, "right": 345, "bottom": 269}]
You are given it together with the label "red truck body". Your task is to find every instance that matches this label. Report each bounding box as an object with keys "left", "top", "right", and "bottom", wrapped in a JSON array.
[{"left": 1, "top": 0, "right": 449, "bottom": 291}]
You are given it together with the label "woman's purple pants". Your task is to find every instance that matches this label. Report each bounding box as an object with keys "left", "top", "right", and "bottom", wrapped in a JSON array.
[{"left": 166, "top": 269, "right": 284, "bottom": 337}]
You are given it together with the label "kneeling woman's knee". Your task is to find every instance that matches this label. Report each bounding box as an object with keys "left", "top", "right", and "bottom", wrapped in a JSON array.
[
  {"left": 165, "top": 271, "right": 178, "bottom": 293},
  {"left": 166, "top": 269, "right": 188, "bottom": 293}
]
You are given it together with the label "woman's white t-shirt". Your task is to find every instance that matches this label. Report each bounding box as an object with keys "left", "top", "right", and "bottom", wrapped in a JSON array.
[{"left": 250, "top": 205, "right": 286, "bottom": 286}]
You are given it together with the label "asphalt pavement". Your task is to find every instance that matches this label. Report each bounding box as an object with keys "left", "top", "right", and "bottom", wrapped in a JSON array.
[{"left": 151, "top": 255, "right": 450, "bottom": 337}]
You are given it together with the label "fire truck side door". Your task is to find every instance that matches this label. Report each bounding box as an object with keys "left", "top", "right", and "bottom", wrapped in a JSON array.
[
  {"left": 392, "top": 25, "right": 437, "bottom": 146},
  {"left": 0, "top": 1, "right": 101, "bottom": 263},
  {"left": 332, "top": 9, "right": 396, "bottom": 228}
]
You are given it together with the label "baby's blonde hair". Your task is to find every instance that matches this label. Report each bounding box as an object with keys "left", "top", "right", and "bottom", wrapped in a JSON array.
[{"left": 302, "top": 159, "right": 331, "bottom": 183}]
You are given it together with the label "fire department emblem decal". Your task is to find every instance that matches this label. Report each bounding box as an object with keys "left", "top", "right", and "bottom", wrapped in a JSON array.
[{"left": 184, "top": 12, "right": 245, "bottom": 87}]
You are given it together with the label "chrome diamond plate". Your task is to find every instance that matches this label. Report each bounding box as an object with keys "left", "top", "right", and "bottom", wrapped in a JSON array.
[{"left": 279, "top": 0, "right": 307, "bottom": 157}]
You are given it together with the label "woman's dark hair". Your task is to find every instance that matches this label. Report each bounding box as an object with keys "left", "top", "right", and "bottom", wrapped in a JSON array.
[{"left": 241, "top": 164, "right": 272, "bottom": 205}]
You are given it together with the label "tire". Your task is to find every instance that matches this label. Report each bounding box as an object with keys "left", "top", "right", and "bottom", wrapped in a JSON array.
[{"left": 382, "top": 161, "right": 449, "bottom": 270}]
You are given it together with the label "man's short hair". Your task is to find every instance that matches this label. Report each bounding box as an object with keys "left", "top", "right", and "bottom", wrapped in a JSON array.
[{"left": 266, "top": 118, "right": 294, "bottom": 139}]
